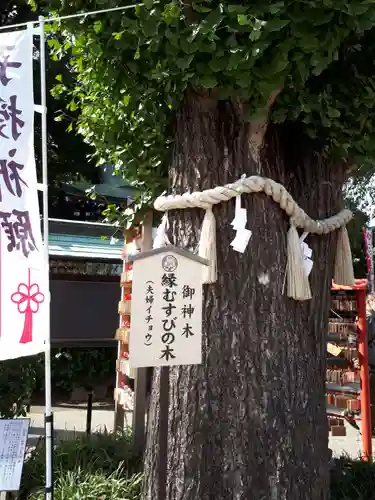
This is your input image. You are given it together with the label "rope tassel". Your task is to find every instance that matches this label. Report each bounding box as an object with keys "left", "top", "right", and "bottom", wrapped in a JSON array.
[
  {"left": 287, "top": 222, "right": 312, "bottom": 301},
  {"left": 198, "top": 207, "right": 217, "bottom": 284},
  {"left": 334, "top": 226, "right": 355, "bottom": 286}
]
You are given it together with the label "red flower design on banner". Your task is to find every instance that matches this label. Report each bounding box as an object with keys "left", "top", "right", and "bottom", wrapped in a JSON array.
[{"left": 11, "top": 269, "right": 44, "bottom": 344}]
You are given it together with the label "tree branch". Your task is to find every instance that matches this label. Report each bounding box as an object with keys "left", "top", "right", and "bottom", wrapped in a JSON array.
[{"left": 249, "top": 89, "right": 281, "bottom": 162}]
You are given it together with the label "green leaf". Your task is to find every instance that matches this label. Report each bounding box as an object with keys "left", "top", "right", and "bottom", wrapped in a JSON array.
[
  {"left": 165, "top": 29, "right": 180, "bottom": 48},
  {"left": 265, "top": 18, "right": 290, "bottom": 31},
  {"left": 162, "top": 3, "right": 181, "bottom": 24},
  {"left": 192, "top": 3, "right": 212, "bottom": 13},
  {"left": 236, "top": 72, "right": 251, "bottom": 89},
  {"left": 227, "top": 50, "right": 245, "bottom": 70},
  {"left": 327, "top": 108, "right": 341, "bottom": 118},
  {"left": 176, "top": 55, "right": 194, "bottom": 70},
  {"left": 142, "top": 16, "right": 159, "bottom": 37},
  {"left": 268, "top": 2, "right": 284, "bottom": 14},
  {"left": 55, "top": 74, "right": 63, "bottom": 82},
  {"left": 127, "top": 61, "right": 138, "bottom": 73},
  {"left": 93, "top": 20, "right": 102, "bottom": 34},
  {"left": 47, "top": 38, "right": 61, "bottom": 50},
  {"left": 199, "top": 75, "right": 217, "bottom": 88},
  {"left": 201, "top": 6, "right": 224, "bottom": 33},
  {"left": 209, "top": 56, "right": 228, "bottom": 72},
  {"left": 310, "top": 10, "right": 334, "bottom": 26},
  {"left": 348, "top": 4, "right": 369, "bottom": 15},
  {"left": 180, "top": 37, "right": 197, "bottom": 54},
  {"left": 256, "top": 79, "right": 279, "bottom": 96},
  {"left": 295, "top": 59, "right": 309, "bottom": 82},
  {"left": 249, "top": 29, "right": 262, "bottom": 41},
  {"left": 298, "top": 35, "right": 320, "bottom": 52},
  {"left": 227, "top": 5, "right": 247, "bottom": 14},
  {"left": 238, "top": 14, "right": 250, "bottom": 26},
  {"left": 68, "top": 99, "right": 78, "bottom": 112},
  {"left": 143, "top": 0, "right": 154, "bottom": 9},
  {"left": 272, "top": 55, "right": 289, "bottom": 74},
  {"left": 112, "top": 31, "right": 124, "bottom": 40}
]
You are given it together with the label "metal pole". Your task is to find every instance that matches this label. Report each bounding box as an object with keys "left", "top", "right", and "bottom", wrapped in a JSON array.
[
  {"left": 357, "top": 287, "right": 372, "bottom": 462},
  {"left": 86, "top": 390, "right": 93, "bottom": 436},
  {"left": 371, "top": 228, "right": 375, "bottom": 293},
  {"left": 38, "top": 16, "right": 53, "bottom": 499}
]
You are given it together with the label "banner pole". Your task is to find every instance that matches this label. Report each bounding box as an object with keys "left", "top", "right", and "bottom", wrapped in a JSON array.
[
  {"left": 38, "top": 16, "right": 53, "bottom": 500},
  {"left": 371, "top": 227, "right": 374, "bottom": 293}
]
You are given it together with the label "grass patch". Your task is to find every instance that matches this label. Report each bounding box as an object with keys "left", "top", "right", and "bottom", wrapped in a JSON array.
[
  {"left": 16, "top": 428, "right": 142, "bottom": 499},
  {"left": 27, "top": 468, "right": 143, "bottom": 500},
  {"left": 17, "top": 433, "right": 375, "bottom": 499}
]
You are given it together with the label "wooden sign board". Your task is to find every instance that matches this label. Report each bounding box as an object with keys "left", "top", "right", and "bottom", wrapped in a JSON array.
[
  {"left": 0, "top": 419, "right": 29, "bottom": 492},
  {"left": 129, "top": 247, "right": 207, "bottom": 368}
]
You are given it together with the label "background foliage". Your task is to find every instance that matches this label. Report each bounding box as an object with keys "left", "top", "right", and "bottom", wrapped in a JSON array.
[
  {"left": 29, "top": 0, "right": 375, "bottom": 217},
  {"left": 0, "top": 358, "right": 39, "bottom": 418},
  {"left": 1, "top": 1, "right": 98, "bottom": 186},
  {"left": 0, "top": 347, "right": 116, "bottom": 418}
]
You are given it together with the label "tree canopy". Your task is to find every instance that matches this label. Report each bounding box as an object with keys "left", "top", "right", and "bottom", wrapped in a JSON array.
[{"left": 30, "top": 0, "right": 375, "bottom": 206}]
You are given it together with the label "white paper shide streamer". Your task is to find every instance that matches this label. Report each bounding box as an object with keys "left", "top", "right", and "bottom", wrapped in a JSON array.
[
  {"left": 300, "top": 232, "right": 313, "bottom": 277},
  {"left": 230, "top": 191, "right": 252, "bottom": 253},
  {"left": 153, "top": 213, "right": 171, "bottom": 249},
  {"left": 0, "top": 29, "right": 48, "bottom": 360}
]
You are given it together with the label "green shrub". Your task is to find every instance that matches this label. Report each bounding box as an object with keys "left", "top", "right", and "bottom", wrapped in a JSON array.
[
  {"left": 0, "top": 347, "right": 116, "bottom": 418},
  {"left": 17, "top": 429, "right": 141, "bottom": 499},
  {"left": 46, "top": 347, "right": 117, "bottom": 394},
  {"left": 0, "top": 358, "right": 38, "bottom": 418},
  {"left": 27, "top": 469, "right": 143, "bottom": 500},
  {"left": 330, "top": 456, "right": 375, "bottom": 500}
]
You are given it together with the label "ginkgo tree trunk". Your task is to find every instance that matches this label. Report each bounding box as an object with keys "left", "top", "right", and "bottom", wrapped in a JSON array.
[{"left": 143, "top": 93, "right": 343, "bottom": 500}]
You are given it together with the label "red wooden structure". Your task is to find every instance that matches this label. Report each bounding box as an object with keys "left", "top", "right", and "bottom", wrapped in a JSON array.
[{"left": 327, "top": 279, "right": 372, "bottom": 461}]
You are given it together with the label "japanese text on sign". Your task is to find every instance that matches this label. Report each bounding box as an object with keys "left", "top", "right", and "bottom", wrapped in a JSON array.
[
  {"left": 161, "top": 266, "right": 177, "bottom": 362},
  {"left": 0, "top": 28, "right": 48, "bottom": 361},
  {"left": 129, "top": 249, "right": 205, "bottom": 368},
  {"left": 144, "top": 281, "right": 154, "bottom": 347},
  {"left": 0, "top": 29, "right": 43, "bottom": 267},
  {"left": 0, "top": 419, "right": 29, "bottom": 491}
]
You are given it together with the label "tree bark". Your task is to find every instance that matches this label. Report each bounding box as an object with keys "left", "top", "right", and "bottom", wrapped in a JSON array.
[{"left": 144, "top": 92, "right": 345, "bottom": 500}]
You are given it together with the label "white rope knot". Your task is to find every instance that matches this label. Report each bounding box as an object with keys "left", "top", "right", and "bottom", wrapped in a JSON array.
[{"left": 153, "top": 174, "right": 355, "bottom": 298}]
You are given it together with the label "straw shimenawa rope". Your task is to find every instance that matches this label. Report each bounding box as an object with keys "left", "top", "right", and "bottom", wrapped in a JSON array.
[{"left": 153, "top": 175, "right": 355, "bottom": 300}]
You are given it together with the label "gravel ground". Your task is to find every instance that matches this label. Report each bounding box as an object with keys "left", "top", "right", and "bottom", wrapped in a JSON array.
[
  {"left": 26, "top": 403, "right": 119, "bottom": 446},
  {"left": 329, "top": 421, "right": 375, "bottom": 459}
]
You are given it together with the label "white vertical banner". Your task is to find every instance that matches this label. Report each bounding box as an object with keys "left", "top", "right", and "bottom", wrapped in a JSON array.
[{"left": 0, "top": 28, "right": 48, "bottom": 360}]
